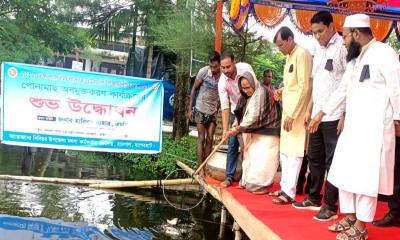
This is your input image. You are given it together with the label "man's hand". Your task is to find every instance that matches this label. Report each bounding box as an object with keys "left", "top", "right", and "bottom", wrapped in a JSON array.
[
  {"left": 304, "top": 111, "right": 311, "bottom": 129},
  {"left": 284, "top": 116, "right": 294, "bottom": 132},
  {"left": 274, "top": 88, "right": 283, "bottom": 101},
  {"left": 308, "top": 111, "right": 324, "bottom": 133},
  {"left": 337, "top": 116, "right": 345, "bottom": 135},
  {"left": 226, "top": 127, "right": 240, "bottom": 138},
  {"left": 395, "top": 120, "right": 400, "bottom": 137},
  {"left": 223, "top": 130, "right": 230, "bottom": 140},
  {"left": 187, "top": 109, "right": 194, "bottom": 122}
]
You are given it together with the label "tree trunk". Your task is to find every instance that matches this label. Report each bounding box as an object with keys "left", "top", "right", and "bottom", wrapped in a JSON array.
[
  {"left": 172, "top": 0, "right": 190, "bottom": 140},
  {"left": 172, "top": 52, "right": 190, "bottom": 140},
  {"left": 126, "top": 3, "right": 139, "bottom": 76},
  {"left": 146, "top": 44, "right": 153, "bottom": 78}
]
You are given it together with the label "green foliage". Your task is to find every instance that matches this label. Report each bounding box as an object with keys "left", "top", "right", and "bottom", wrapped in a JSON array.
[
  {"left": 223, "top": 28, "right": 285, "bottom": 87},
  {"left": 116, "top": 134, "right": 198, "bottom": 178},
  {"left": 150, "top": 0, "right": 214, "bottom": 70},
  {"left": 221, "top": 15, "right": 285, "bottom": 87},
  {"left": 388, "top": 32, "right": 400, "bottom": 52},
  {"left": 251, "top": 49, "right": 286, "bottom": 87},
  {"left": 0, "top": 0, "right": 90, "bottom": 63},
  {"left": 0, "top": 20, "right": 52, "bottom": 63}
]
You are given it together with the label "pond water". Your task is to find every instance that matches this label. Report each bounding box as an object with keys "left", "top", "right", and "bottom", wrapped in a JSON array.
[{"left": 0, "top": 145, "right": 236, "bottom": 240}]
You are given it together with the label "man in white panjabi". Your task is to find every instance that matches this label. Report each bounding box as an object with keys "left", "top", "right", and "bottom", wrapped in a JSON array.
[{"left": 309, "top": 14, "right": 400, "bottom": 240}]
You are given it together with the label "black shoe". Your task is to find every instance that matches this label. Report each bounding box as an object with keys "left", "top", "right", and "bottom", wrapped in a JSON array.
[
  {"left": 313, "top": 207, "right": 338, "bottom": 221},
  {"left": 373, "top": 213, "right": 400, "bottom": 227},
  {"left": 292, "top": 198, "right": 321, "bottom": 211}
]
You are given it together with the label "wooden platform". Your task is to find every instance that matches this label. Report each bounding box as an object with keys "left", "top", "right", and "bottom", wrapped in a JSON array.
[{"left": 204, "top": 176, "right": 400, "bottom": 240}]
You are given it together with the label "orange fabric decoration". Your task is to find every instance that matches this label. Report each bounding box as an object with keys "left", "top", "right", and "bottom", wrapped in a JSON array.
[
  {"left": 291, "top": 9, "right": 316, "bottom": 33},
  {"left": 332, "top": 13, "right": 346, "bottom": 32},
  {"left": 232, "top": 5, "right": 250, "bottom": 31},
  {"left": 241, "top": 0, "right": 249, "bottom": 7},
  {"left": 253, "top": 4, "right": 286, "bottom": 28},
  {"left": 370, "top": 18, "right": 393, "bottom": 41},
  {"left": 230, "top": 0, "right": 240, "bottom": 20}
]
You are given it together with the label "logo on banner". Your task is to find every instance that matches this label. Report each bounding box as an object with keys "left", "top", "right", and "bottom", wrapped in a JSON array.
[{"left": 7, "top": 67, "right": 18, "bottom": 78}]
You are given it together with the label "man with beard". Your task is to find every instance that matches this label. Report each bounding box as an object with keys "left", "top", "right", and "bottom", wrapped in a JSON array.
[
  {"left": 309, "top": 14, "right": 400, "bottom": 239},
  {"left": 270, "top": 27, "right": 312, "bottom": 204},
  {"left": 187, "top": 51, "right": 221, "bottom": 172},
  {"left": 218, "top": 50, "right": 255, "bottom": 187},
  {"left": 293, "top": 11, "right": 346, "bottom": 222}
]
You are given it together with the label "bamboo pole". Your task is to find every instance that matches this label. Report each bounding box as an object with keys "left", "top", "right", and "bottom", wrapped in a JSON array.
[
  {"left": 176, "top": 160, "right": 221, "bottom": 202},
  {"left": 0, "top": 175, "right": 114, "bottom": 185},
  {"left": 0, "top": 175, "right": 198, "bottom": 190},
  {"left": 89, "top": 178, "right": 195, "bottom": 188}
]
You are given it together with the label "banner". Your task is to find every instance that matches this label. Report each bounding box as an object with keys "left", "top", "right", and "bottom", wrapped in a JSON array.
[
  {"left": 0, "top": 215, "right": 110, "bottom": 240},
  {"left": 1, "top": 62, "right": 163, "bottom": 154}
]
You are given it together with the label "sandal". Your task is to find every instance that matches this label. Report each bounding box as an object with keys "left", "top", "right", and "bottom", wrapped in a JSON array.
[
  {"left": 220, "top": 179, "right": 232, "bottom": 188},
  {"left": 268, "top": 189, "right": 283, "bottom": 197},
  {"left": 272, "top": 192, "right": 295, "bottom": 205},
  {"left": 252, "top": 190, "right": 268, "bottom": 195},
  {"left": 335, "top": 225, "right": 368, "bottom": 240},
  {"left": 329, "top": 216, "right": 357, "bottom": 232}
]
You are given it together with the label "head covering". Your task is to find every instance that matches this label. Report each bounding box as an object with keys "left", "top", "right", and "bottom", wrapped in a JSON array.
[
  {"left": 238, "top": 71, "right": 258, "bottom": 98},
  {"left": 234, "top": 71, "right": 281, "bottom": 134},
  {"left": 343, "top": 14, "right": 370, "bottom": 28}
]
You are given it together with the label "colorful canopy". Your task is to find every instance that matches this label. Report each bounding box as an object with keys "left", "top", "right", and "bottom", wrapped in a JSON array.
[{"left": 230, "top": 0, "right": 400, "bottom": 41}]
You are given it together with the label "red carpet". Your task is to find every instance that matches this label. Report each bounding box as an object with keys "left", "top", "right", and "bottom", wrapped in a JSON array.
[{"left": 206, "top": 177, "right": 400, "bottom": 240}]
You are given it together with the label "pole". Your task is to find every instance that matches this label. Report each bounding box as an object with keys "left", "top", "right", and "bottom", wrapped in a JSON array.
[
  {"left": 193, "top": 138, "right": 225, "bottom": 176},
  {"left": 215, "top": 0, "right": 223, "bottom": 53}
]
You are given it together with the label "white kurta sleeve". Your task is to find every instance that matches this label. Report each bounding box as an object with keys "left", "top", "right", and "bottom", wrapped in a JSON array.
[{"left": 380, "top": 49, "right": 400, "bottom": 120}]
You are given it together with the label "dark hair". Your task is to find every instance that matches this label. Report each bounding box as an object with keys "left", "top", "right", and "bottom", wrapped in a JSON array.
[
  {"left": 351, "top": 27, "right": 373, "bottom": 36},
  {"left": 220, "top": 49, "right": 235, "bottom": 61},
  {"left": 310, "top": 11, "right": 333, "bottom": 26},
  {"left": 208, "top": 51, "right": 220, "bottom": 63},
  {"left": 273, "top": 26, "right": 294, "bottom": 43},
  {"left": 263, "top": 69, "right": 274, "bottom": 77}
]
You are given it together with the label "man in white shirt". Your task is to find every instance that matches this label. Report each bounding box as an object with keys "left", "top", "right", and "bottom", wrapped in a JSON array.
[
  {"left": 309, "top": 14, "right": 400, "bottom": 239},
  {"left": 293, "top": 11, "right": 346, "bottom": 222},
  {"left": 218, "top": 50, "right": 255, "bottom": 187}
]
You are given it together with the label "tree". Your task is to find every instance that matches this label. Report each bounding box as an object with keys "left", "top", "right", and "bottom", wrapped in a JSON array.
[
  {"left": 388, "top": 32, "right": 400, "bottom": 52},
  {"left": 86, "top": 0, "right": 174, "bottom": 76},
  {"left": 0, "top": 19, "right": 52, "bottom": 63},
  {"left": 150, "top": 0, "right": 215, "bottom": 140},
  {"left": 222, "top": 13, "right": 285, "bottom": 86},
  {"left": 0, "top": 0, "right": 89, "bottom": 64}
]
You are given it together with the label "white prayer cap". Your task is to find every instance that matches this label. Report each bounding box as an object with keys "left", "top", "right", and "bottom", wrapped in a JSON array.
[{"left": 343, "top": 14, "right": 370, "bottom": 28}]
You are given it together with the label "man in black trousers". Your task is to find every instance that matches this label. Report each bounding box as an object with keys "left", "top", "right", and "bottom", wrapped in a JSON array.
[{"left": 292, "top": 11, "right": 347, "bottom": 221}]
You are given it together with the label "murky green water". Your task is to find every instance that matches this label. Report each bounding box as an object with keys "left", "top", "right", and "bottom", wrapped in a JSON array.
[{"left": 0, "top": 145, "right": 235, "bottom": 240}]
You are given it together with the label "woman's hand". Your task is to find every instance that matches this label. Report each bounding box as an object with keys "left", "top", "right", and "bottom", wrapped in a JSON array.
[{"left": 226, "top": 126, "right": 240, "bottom": 138}]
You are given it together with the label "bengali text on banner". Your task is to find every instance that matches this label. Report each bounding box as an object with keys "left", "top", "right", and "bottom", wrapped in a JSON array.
[{"left": 1, "top": 62, "right": 163, "bottom": 153}]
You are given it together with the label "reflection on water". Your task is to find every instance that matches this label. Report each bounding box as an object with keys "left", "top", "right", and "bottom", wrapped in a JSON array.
[
  {"left": 0, "top": 145, "right": 137, "bottom": 180},
  {"left": 0, "top": 145, "right": 235, "bottom": 239}
]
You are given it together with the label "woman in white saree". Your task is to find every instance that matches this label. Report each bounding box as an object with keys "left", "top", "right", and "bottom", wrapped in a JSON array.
[{"left": 227, "top": 71, "right": 282, "bottom": 194}]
